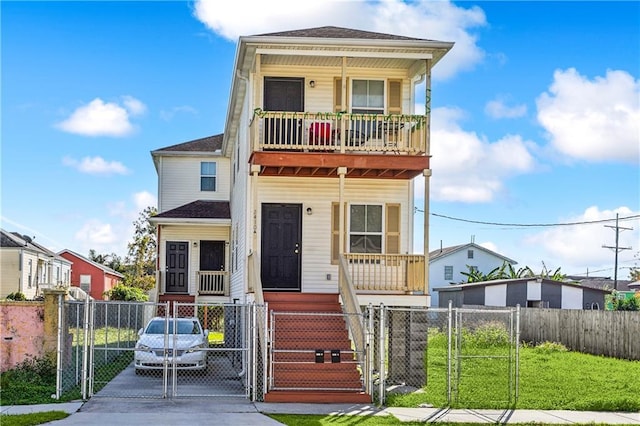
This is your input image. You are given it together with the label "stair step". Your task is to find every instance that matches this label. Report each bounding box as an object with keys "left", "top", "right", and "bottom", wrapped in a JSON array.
[
  {"left": 264, "top": 390, "right": 371, "bottom": 403},
  {"left": 268, "top": 302, "right": 342, "bottom": 313},
  {"left": 273, "top": 329, "right": 349, "bottom": 341},
  {"left": 273, "top": 370, "right": 361, "bottom": 383},
  {"left": 264, "top": 292, "right": 339, "bottom": 304}
]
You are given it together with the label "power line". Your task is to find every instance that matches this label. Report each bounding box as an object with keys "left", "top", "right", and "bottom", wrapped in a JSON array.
[{"left": 414, "top": 209, "right": 640, "bottom": 228}]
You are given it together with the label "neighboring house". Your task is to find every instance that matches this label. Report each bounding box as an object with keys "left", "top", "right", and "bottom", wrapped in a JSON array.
[
  {"left": 565, "top": 275, "right": 634, "bottom": 292},
  {"left": 58, "top": 249, "right": 124, "bottom": 300},
  {"left": 434, "top": 278, "right": 610, "bottom": 310},
  {"left": 428, "top": 242, "right": 517, "bottom": 307},
  {"left": 0, "top": 229, "right": 72, "bottom": 299},
  {"left": 149, "top": 26, "right": 454, "bottom": 402}
]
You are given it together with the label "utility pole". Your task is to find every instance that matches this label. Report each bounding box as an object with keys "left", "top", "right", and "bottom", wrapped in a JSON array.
[{"left": 602, "top": 213, "right": 632, "bottom": 289}]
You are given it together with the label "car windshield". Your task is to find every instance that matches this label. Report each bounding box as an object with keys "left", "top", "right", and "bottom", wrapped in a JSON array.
[{"left": 144, "top": 320, "right": 201, "bottom": 335}]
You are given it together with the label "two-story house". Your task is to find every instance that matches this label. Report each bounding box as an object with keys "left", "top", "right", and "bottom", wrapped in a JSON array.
[
  {"left": 429, "top": 242, "right": 517, "bottom": 307},
  {"left": 150, "top": 26, "right": 453, "bottom": 402},
  {"left": 0, "top": 229, "right": 72, "bottom": 299}
]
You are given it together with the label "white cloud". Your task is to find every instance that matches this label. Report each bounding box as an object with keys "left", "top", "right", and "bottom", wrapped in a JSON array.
[
  {"left": 419, "top": 107, "right": 536, "bottom": 203},
  {"left": 56, "top": 96, "right": 146, "bottom": 137},
  {"left": 485, "top": 97, "right": 527, "bottom": 119},
  {"left": 536, "top": 68, "right": 640, "bottom": 164},
  {"left": 160, "top": 105, "right": 198, "bottom": 121},
  {"left": 73, "top": 191, "right": 158, "bottom": 257},
  {"left": 193, "top": 0, "right": 486, "bottom": 80},
  {"left": 62, "top": 156, "right": 130, "bottom": 175},
  {"left": 525, "top": 206, "right": 640, "bottom": 275}
]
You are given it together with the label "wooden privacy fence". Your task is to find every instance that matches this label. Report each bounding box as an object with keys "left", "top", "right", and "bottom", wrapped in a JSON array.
[{"left": 519, "top": 308, "right": 640, "bottom": 360}]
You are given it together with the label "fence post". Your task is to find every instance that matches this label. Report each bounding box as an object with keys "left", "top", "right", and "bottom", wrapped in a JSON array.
[
  {"left": 378, "top": 304, "right": 386, "bottom": 406},
  {"left": 447, "top": 300, "right": 453, "bottom": 405},
  {"left": 81, "top": 297, "right": 90, "bottom": 400},
  {"left": 515, "top": 304, "right": 520, "bottom": 401}
]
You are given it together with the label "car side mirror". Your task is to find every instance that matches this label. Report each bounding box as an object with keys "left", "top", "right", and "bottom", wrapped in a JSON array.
[
  {"left": 204, "top": 329, "right": 209, "bottom": 338},
  {"left": 138, "top": 328, "right": 143, "bottom": 336}
]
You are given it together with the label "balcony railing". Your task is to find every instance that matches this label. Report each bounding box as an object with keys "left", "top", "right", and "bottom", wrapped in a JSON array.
[
  {"left": 197, "top": 271, "right": 229, "bottom": 296},
  {"left": 343, "top": 253, "right": 426, "bottom": 294},
  {"left": 251, "top": 110, "right": 427, "bottom": 155}
]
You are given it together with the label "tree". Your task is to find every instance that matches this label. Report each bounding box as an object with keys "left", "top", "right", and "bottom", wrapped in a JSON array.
[
  {"left": 123, "top": 206, "right": 157, "bottom": 291},
  {"left": 88, "top": 250, "right": 125, "bottom": 273}
]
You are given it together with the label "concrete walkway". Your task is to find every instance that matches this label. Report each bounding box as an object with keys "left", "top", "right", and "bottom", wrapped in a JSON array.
[{"left": 2, "top": 399, "right": 639, "bottom": 424}]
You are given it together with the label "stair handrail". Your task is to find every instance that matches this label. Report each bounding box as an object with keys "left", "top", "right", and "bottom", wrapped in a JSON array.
[{"left": 338, "top": 255, "right": 365, "bottom": 362}]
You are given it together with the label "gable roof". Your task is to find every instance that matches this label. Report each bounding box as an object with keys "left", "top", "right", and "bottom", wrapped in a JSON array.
[
  {"left": 1, "top": 228, "right": 71, "bottom": 264},
  {"left": 152, "top": 200, "right": 231, "bottom": 222},
  {"left": 57, "top": 249, "right": 124, "bottom": 278},
  {"left": 429, "top": 242, "right": 517, "bottom": 264},
  {"left": 255, "top": 26, "right": 434, "bottom": 42},
  {"left": 151, "top": 135, "right": 224, "bottom": 171},
  {"left": 152, "top": 134, "right": 223, "bottom": 153}
]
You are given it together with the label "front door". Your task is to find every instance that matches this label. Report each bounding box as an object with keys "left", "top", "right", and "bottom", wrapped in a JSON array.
[
  {"left": 264, "top": 77, "right": 304, "bottom": 146},
  {"left": 200, "top": 241, "right": 225, "bottom": 271},
  {"left": 261, "top": 204, "right": 302, "bottom": 291},
  {"left": 166, "top": 241, "right": 188, "bottom": 293}
]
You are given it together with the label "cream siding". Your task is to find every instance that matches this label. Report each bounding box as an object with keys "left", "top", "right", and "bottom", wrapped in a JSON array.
[
  {"left": 158, "top": 156, "right": 231, "bottom": 213},
  {"left": 0, "top": 250, "right": 22, "bottom": 298},
  {"left": 257, "top": 64, "right": 412, "bottom": 114},
  {"left": 255, "top": 176, "right": 413, "bottom": 293},
  {"left": 158, "top": 225, "right": 230, "bottom": 295}
]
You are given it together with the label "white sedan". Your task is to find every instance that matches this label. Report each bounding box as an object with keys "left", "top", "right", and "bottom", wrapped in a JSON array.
[{"left": 134, "top": 317, "right": 209, "bottom": 373}]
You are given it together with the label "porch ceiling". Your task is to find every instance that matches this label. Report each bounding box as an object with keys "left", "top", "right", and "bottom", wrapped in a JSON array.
[
  {"left": 259, "top": 54, "right": 418, "bottom": 70},
  {"left": 249, "top": 152, "right": 429, "bottom": 179}
]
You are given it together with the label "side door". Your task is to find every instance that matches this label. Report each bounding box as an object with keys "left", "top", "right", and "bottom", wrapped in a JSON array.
[
  {"left": 263, "top": 77, "right": 304, "bottom": 146},
  {"left": 166, "top": 241, "right": 188, "bottom": 293},
  {"left": 261, "top": 204, "right": 302, "bottom": 291}
]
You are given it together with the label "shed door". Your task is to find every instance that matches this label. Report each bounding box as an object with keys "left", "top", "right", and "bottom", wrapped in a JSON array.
[{"left": 261, "top": 204, "right": 301, "bottom": 291}]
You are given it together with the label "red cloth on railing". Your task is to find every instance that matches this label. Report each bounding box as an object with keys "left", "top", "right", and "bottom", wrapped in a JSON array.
[{"left": 309, "top": 122, "right": 331, "bottom": 145}]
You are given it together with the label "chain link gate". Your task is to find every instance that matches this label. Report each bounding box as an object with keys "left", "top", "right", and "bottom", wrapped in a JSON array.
[
  {"left": 56, "top": 299, "right": 264, "bottom": 400},
  {"left": 372, "top": 303, "right": 519, "bottom": 408}
]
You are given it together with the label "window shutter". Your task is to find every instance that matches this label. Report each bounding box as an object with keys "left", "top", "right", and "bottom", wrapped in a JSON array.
[
  {"left": 331, "top": 202, "right": 348, "bottom": 263},
  {"left": 387, "top": 80, "right": 402, "bottom": 115},
  {"left": 334, "top": 78, "right": 349, "bottom": 112},
  {"left": 385, "top": 204, "right": 400, "bottom": 254}
]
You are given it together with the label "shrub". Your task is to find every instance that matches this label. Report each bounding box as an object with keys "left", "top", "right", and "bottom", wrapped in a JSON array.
[
  {"left": 0, "top": 356, "right": 56, "bottom": 405},
  {"left": 533, "top": 341, "right": 568, "bottom": 354},
  {"left": 6, "top": 291, "right": 27, "bottom": 301},
  {"left": 104, "top": 284, "right": 149, "bottom": 301},
  {"left": 462, "top": 322, "right": 511, "bottom": 349}
]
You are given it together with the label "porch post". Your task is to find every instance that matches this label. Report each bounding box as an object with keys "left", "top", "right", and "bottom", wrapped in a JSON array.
[
  {"left": 251, "top": 165, "right": 261, "bottom": 254},
  {"left": 424, "top": 59, "right": 432, "bottom": 300},
  {"left": 340, "top": 56, "right": 347, "bottom": 154},
  {"left": 338, "top": 167, "right": 347, "bottom": 257},
  {"left": 423, "top": 169, "right": 431, "bottom": 297}
]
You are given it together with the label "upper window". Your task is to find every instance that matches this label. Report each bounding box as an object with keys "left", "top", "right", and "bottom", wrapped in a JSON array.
[
  {"left": 200, "top": 162, "right": 217, "bottom": 191},
  {"left": 467, "top": 249, "right": 474, "bottom": 259},
  {"left": 444, "top": 266, "right": 453, "bottom": 281},
  {"left": 349, "top": 204, "right": 383, "bottom": 253},
  {"left": 352, "top": 80, "right": 384, "bottom": 114}
]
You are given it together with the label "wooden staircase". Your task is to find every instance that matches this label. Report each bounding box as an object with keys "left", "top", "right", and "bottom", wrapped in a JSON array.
[{"left": 263, "top": 292, "right": 371, "bottom": 403}]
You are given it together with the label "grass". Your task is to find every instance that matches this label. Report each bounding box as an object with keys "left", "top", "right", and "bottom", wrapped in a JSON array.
[
  {"left": 0, "top": 411, "right": 69, "bottom": 426},
  {"left": 386, "top": 328, "right": 640, "bottom": 412},
  {"left": 267, "top": 414, "right": 634, "bottom": 426}
]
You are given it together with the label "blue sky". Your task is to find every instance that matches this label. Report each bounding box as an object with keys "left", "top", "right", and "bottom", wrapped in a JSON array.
[{"left": 2, "top": 1, "right": 639, "bottom": 279}]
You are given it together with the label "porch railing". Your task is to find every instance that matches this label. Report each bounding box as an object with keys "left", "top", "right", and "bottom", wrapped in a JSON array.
[
  {"left": 197, "top": 271, "right": 229, "bottom": 296},
  {"left": 250, "top": 110, "right": 427, "bottom": 155},
  {"left": 343, "top": 253, "right": 426, "bottom": 294}
]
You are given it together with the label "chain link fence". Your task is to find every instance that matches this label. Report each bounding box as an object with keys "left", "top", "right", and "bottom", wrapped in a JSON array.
[{"left": 371, "top": 304, "right": 519, "bottom": 408}]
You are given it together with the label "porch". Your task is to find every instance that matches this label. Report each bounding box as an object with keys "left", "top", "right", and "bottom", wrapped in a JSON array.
[
  {"left": 157, "top": 270, "right": 230, "bottom": 299},
  {"left": 249, "top": 111, "right": 429, "bottom": 179}
]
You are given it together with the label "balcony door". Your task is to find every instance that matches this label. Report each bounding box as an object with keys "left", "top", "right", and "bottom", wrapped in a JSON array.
[
  {"left": 200, "top": 241, "right": 225, "bottom": 272},
  {"left": 261, "top": 203, "right": 302, "bottom": 291},
  {"left": 263, "top": 77, "right": 304, "bottom": 146}
]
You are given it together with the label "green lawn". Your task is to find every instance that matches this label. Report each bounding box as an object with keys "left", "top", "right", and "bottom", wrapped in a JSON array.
[
  {"left": 0, "top": 411, "right": 69, "bottom": 426},
  {"left": 386, "top": 333, "right": 640, "bottom": 411}
]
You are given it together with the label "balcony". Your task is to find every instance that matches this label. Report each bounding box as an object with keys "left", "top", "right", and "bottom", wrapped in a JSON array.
[
  {"left": 157, "top": 271, "right": 230, "bottom": 297},
  {"left": 343, "top": 253, "right": 425, "bottom": 294},
  {"left": 249, "top": 111, "right": 429, "bottom": 179}
]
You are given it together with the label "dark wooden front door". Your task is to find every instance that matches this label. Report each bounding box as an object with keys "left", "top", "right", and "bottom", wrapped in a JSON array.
[
  {"left": 261, "top": 204, "right": 302, "bottom": 291},
  {"left": 264, "top": 77, "right": 304, "bottom": 146},
  {"left": 200, "top": 241, "right": 225, "bottom": 271},
  {"left": 166, "top": 241, "right": 188, "bottom": 293}
]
